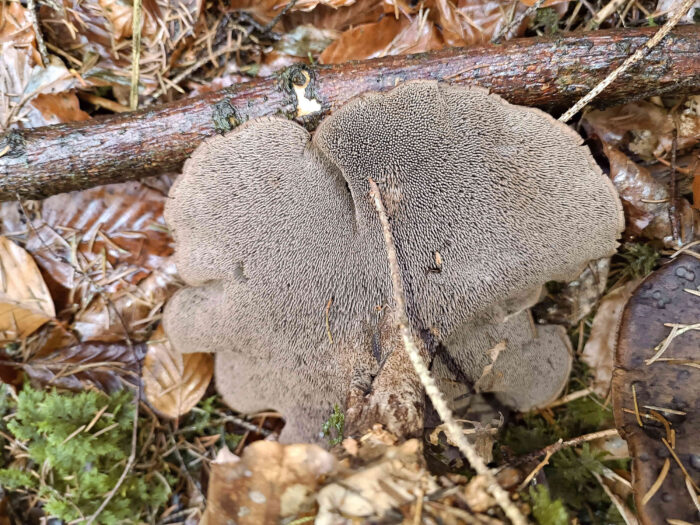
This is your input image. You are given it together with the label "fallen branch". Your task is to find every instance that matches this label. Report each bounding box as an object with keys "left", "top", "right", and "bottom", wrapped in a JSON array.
[{"left": 1, "top": 25, "right": 699, "bottom": 201}]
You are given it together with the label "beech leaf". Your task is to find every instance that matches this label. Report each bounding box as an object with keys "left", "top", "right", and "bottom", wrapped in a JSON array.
[
  {"left": 143, "top": 325, "right": 213, "bottom": 418},
  {"left": 0, "top": 236, "right": 55, "bottom": 341}
]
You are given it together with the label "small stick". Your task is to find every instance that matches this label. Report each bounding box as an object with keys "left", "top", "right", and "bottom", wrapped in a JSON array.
[
  {"left": 130, "top": 0, "right": 143, "bottom": 110},
  {"left": 512, "top": 428, "right": 619, "bottom": 466},
  {"left": 517, "top": 448, "right": 555, "bottom": 490},
  {"left": 368, "top": 178, "right": 527, "bottom": 525},
  {"left": 492, "top": 0, "right": 546, "bottom": 44},
  {"left": 261, "top": 0, "right": 299, "bottom": 34},
  {"left": 542, "top": 387, "right": 591, "bottom": 409},
  {"left": 669, "top": 129, "right": 681, "bottom": 242},
  {"left": 559, "top": 0, "right": 697, "bottom": 123}
]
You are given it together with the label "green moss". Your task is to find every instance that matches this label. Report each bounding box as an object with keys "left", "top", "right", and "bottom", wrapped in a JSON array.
[
  {"left": 530, "top": 485, "right": 569, "bottom": 525},
  {"left": 0, "top": 385, "right": 169, "bottom": 524}
]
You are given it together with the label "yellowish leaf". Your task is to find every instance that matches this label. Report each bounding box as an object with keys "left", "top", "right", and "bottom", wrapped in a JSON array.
[
  {"left": 143, "top": 325, "right": 213, "bottom": 418},
  {"left": 0, "top": 236, "right": 55, "bottom": 342}
]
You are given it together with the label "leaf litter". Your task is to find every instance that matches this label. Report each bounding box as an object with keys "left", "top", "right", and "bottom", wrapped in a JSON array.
[{"left": 0, "top": 0, "right": 699, "bottom": 523}]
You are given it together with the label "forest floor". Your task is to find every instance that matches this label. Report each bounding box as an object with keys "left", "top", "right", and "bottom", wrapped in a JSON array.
[{"left": 0, "top": 0, "right": 698, "bottom": 523}]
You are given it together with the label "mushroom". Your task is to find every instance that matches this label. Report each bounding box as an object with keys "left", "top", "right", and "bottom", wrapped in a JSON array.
[{"left": 163, "top": 81, "right": 624, "bottom": 443}]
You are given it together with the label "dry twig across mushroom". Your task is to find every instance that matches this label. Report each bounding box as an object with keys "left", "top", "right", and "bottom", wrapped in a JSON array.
[{"left": 163, "top": 81, "right": 624, "bottom": 443}]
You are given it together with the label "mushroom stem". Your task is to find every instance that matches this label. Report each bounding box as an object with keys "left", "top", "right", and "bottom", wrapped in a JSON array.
[{"left": 367, "top": 179, "right": 527, "bottom": 525}]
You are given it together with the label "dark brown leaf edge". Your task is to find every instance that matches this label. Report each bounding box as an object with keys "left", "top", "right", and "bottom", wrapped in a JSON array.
[{"left": 612, "top": 253, "right": 700, "bottom": 525}]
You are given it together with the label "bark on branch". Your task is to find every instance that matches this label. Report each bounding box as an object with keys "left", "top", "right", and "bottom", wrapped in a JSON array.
[{"left": 1, "top": 25, "right": 699, "bottom": 201}]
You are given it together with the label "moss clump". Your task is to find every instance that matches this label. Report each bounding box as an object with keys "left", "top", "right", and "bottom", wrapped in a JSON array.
[
  {"left": 0, "top": 385, "right": 170, "bottom": 524},
  {"left": 530, "top": 485, "right": 569, "bottom": 525},
  {"left": 321, "top": 404, "right": 345, "bottom": 446}
]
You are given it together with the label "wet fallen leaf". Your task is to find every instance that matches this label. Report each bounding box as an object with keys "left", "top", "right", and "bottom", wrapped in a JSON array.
[
  {"left": 24, "top": 340, "right": 145, "bottom": 392},
  {"left": 202, "top": 440, "right": 337, "bottom": 524},
  {"left": 143, "top": 325, "right": 213, "bottom": 418},
  {"left": 582, "top": 278, "right": 642, "bottom": 397},
  {"left": 0, "top": 236, "right": 55, "bottom": 342},
  {"left": 604, "top": 144, "right": 699, "bottom": 247},
  {"left": 612, "top": 253, "right": 700, "bottom": 525}
]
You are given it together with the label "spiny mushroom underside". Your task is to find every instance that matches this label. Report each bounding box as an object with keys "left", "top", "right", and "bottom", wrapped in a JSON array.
[{"left": 163, "top": 81, "right": 623, "bottom": 443}]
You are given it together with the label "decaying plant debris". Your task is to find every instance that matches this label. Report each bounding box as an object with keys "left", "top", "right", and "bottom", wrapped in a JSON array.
[{"left": 0, "top": 0, "right": 699, "bottom": 523}]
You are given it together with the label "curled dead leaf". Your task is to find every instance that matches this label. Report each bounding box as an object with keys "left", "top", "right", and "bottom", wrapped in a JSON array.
[
  {"left": 143, "top": 325, "right": 213, "bottom": 418},
  {"left": 317, "top": 432, "right": 438, "bottom": 522},
  {"left": 584, "top": 98, "right": 700, "bottom": 160},
  {"left": 581, "top": 278, "right": 642, "bottom": 397},
  {"left": 0, "top": 236, "right": 55, "bottom": 341},
  {"left": 604, "top": 144, "right": 699, "bottom": 247}
]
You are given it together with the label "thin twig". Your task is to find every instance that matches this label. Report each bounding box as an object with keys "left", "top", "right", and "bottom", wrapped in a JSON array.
[
  {"left": 367, "top": 178, "right": 526, "bottom": 525},
  {"left": 26, "top": 0, "right": 49, "bottom": 67},
  {"left": 261, "top": 0, "right": 299, "bottom": 33},
  {"left": 130, "top": 0, "right": 143, "bottom": 110},
  {"left": 559, "top": 0, "right": 697, "bottom": 122},
  {"left": 517, "top": 448, "right": 555, "bottom": 491},
  {"left": 513, "top": 428, "right": 620, "bottom": 466},
  {"left": 669, "top": 128, "right": 680, "bottom": 242},
  {"left": 492, "top": 0, "right": 546, "bottom": 44}
]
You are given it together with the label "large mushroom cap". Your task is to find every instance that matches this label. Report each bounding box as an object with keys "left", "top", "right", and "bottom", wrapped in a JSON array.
[{"left": 164, "top": 81, "right": 623, "bottom": 442}]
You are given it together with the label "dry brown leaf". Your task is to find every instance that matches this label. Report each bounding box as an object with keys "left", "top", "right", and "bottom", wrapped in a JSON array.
[
  {"left": 25, "top": 92, "right": 90, "bottom": 127},
  {"left": 283, "top": 0, "right": 385, "bottom": 32},
  {"left": 0, "top": 236, "right": 55, "bottom": 342},
  {"left": 320, "top": 11, "right": 442, "bottom": 63},
  {"left": 428, "top": 0, "right": 529, "bottom": 46},
  {"left": 24, "top": 340, "right": 145, "bottom": 392},
  {"left": 202, "top": 440, "right": 337, "bottom": 525},
  {"left": 97, "top": 0, "right": 159, "bottom": 40},
  {"left": 585, "top": 99, "right": 700, "bottom": 160},
  {"left": 0, "top": 178, "right": 176, "bottom": 341},
  {"left": 294, "top": 0, "right": 358, "bottom": 11},
  {"left": 581, "top": 279, "right": 642, "bottom": 397},
  {"left": 72, "top": 258, "right": 181, "bottom": 342},
  {"left": 0, "top": 2, "right": 40, "bottom": 62},
  {"left": 230, "top": 0, "right": 356, "bottom": 24},
  {"left": 604, "top": 144, "right": 699, "bottom": 247},
  {"left": 317, "top": 432, "right": 438, "bottom": 521},
  {"left": 143, "top": 325, "right": 213, "bottom": 418}
]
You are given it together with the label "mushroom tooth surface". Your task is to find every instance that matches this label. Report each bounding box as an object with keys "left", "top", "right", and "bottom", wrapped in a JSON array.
[{"left": 163, "top": 81, "right": 623, "bottom": 443}]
